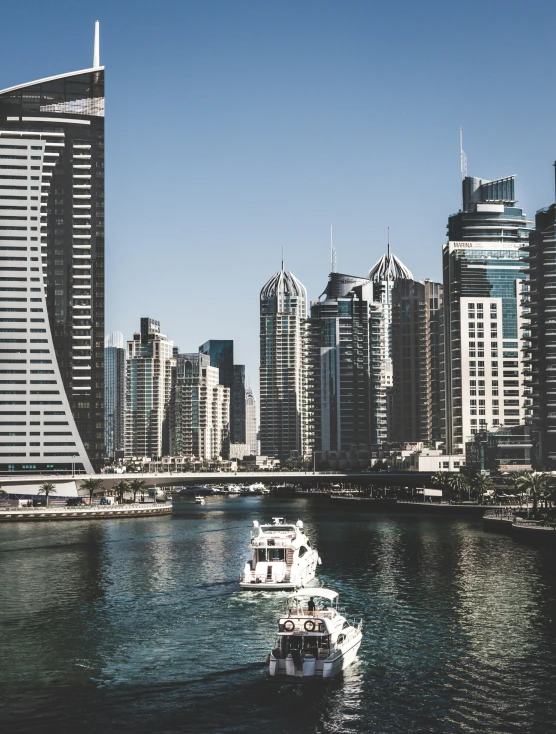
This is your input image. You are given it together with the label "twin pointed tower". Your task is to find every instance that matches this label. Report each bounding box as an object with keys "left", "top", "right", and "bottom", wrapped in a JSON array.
[{"left": 259, "top": 239, "right": 434, "bottom": 468}]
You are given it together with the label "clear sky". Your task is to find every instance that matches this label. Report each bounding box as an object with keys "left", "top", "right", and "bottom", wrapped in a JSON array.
[{"left": 1, "top": 0, "right": 555, "bottom": 395}]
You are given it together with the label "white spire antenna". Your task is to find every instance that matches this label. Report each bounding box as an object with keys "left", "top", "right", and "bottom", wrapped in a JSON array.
[
  {"left": 93, "top": 21, "right": 100, "bottom": 68},
  {"left": 330, "top": 224, "right": 337, "bottom": 273},
  {"left": 460, "top": 126, "right": 467, "bottom": 181}
]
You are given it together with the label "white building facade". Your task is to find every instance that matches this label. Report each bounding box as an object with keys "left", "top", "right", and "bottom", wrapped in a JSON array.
[
  {"left": 170, "top": 352, "right": 230, "bottom": 460},
  {"left": 125, "top": 318, "right": 175, "bottom": 460}
]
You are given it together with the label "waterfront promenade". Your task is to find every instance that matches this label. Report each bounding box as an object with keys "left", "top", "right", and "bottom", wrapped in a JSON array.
[{"left": 0, "top": 502, "right": 171, "bottom": 522}]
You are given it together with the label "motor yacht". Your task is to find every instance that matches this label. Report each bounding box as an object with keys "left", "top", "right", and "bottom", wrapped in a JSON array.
[
  {"left": 249, "top": 482, "right": 267, "bottom": 493},
  {"left": 239, "top": 518, "right": 321, "bottom": 590},
  {"left": 194, "top": 496, "right": 205, "bottom": 505},
  {"left": 269, "top": 588, "right": 362, "bottom": 679},
  {"left": 227, "top": 484, "right": 242, "bottom": 495}
]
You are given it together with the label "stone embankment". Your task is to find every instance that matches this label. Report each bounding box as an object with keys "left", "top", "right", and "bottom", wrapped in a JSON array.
[{"left": 0, "top": 503, "right": 172, "bottom": 522}]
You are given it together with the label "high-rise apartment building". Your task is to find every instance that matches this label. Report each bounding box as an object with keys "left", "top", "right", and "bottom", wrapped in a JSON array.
[
  {"left": 308, "top": 272, "right": 375, "bottom": 468},
  {"left": 390, "top": 279, "right": 444, "bottom": 443},
  {"left": 444, "top": 174, "right": 532, "bottom": 454},
  {"left": 0, "top": 26, "right": 104, "bottom": 473},
  {"left": 125, "top": 318, "right": 174, "bottom": 459},
  {"left": 199, "top": 339, "right": 245, "bottom": 444},
  {"left": 245, "top": 383, "right": 258, "bottom": 455},
  {"left": 169, "top": 352, "right": 229, "bottom": 459},
  {"left": 260, "top": 263, "right": 308, "bottom": 459},
  {"left": 523, "top": 173, "right": 556, "bottom": 469},
  {"left": 104, "top": 331, "right": 125, "bottom": 459},
  {"left": 368, "top": 249, "right": 413, "bottom": 443}
]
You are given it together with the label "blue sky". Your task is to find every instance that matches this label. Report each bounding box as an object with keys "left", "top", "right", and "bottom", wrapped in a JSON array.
[{"left": 1, "top": 0, "right": 555, "bottom": 394}]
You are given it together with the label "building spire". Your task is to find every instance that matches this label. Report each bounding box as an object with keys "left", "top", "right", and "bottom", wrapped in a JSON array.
[
  {"left": 93, "top": 20, "right": 100, "bottom": 68},
  {"left": 281, "top": 246, "right": 284, "bottom": 271},
  {"left": 460, "top": 126, "right": 467, "bottom": 181},
  {"left": 387, "top": 226, "right": 390, "bottom": 260},
  {"left": 330, "top": 224, "right": 337, "bottom": 273}
]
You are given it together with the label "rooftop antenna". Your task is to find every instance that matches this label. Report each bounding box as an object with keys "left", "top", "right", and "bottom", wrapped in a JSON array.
[
  {"left": 460, "top": 126, "right": 467, "bottom": 181},
  {"left": 330, "top": 224, "right": 337, "bottom": 273},
  {"left": 93, "top": 21, "right": 100, "bottom": 68},
  {"left": 387, "top": 226, "right": 390, "bottom": 260},
  {"left": 281, "top": 246, "right": 284, "bottom": 271}
]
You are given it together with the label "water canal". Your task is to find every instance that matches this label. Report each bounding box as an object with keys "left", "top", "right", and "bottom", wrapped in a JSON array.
[{"left": 1, "top": 496, "right": 555, "bottom": 733}]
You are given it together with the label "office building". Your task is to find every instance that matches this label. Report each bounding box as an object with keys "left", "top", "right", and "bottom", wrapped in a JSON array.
[
  {"left": 245, "top": 383, "right": 258, "bottom": 455},
  {"left": 169, "top": 352, "right": 229, "bottom": 459},
  {"left": 125, "top": 318, "right": 175, "bottom": 459},
  {"left": 104, "top": 331, "right": 125, "bottom": 459},
  {"left": 232, "top": 364, "right": 246, "bottom": 444},
  {"left": 444, "top": 174, "right": 532, "bottom": 454},
  {"left": 523, "top": 178, "right": 556, "bottom": 469},
  {"left": 308, "top": 272, "right": 376, "bottom": 468},
  {"left": 390, "top": 279, "right": 444, "bottom": 443},
  {"left": 260, "top": 262, "right": 308, "bottom": 459},
  {"left": 0, "top": 25, "right": 104, "bottom": 473},
  {"left": 368, "top": 248, "right": 413, "bottom": 443},
  {"left": 199, "top": 339, "right": 245, "bottom": 444}
]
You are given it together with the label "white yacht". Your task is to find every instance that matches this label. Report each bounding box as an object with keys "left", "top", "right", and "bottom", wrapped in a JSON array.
[
  {"left": 269, "top": 588, "right": 362, "bottom": 679},
  {"left": 194, "top": 496, "right": 205, "bottom": 505},
  {"left": 249, "top": 482, "right": 267, "bottom": 493},
  {"left": 239, "top": 518, "right": 321, "bottom": 590}
]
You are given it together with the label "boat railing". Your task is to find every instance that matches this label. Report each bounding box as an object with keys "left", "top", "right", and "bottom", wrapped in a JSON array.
[{"left": 483, "top": 509, "right": 515, "bottom": 519}]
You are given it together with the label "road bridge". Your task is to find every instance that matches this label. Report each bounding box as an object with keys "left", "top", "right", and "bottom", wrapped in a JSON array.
[{"left": 0, "top": 471, "right": 437, "bottom": 493}]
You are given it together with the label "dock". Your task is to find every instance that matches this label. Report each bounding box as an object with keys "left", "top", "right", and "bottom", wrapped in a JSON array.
[{"left": 0, "top": 502, "right": 172, "bottom": 522}]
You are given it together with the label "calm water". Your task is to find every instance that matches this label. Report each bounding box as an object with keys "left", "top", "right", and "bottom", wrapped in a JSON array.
[{"left": 1, "top": 497, "right": 555, "bottom": 733}]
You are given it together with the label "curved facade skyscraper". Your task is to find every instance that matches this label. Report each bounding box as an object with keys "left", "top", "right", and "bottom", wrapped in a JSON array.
[
  {"left": 0, "top": 34, "right": 104, "bottom": 473},
  {"left": 260, "top": 263, "right": 308, "bottom": 460}
]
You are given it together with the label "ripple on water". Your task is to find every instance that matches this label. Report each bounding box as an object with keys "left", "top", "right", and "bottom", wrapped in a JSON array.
[{"left": 0, "top": 502, "right": 555, "bottom": 733}]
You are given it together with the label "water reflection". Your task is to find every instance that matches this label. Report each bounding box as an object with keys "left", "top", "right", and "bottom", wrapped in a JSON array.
[{"left": 0, "top": 501, "right": 555, "bottom": 733}]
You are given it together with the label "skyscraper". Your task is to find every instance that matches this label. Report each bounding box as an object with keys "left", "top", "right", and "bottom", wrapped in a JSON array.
[
  {"left": 368, "top": 248, "right": 413, "bottom": 443},
  {"left": 245, "top": 383, "right": 258, "bottom": 455},
  {"left": 0, "top": 25, "right": 104, "bottom": 473},
  {"left": 444, "top": 174, "right": 532, "bottom": 454},
  {"left": 169, "top": 353, "right": 230, "bottom": 460},
  {"left": 390, "top": 279, "right": 444, "bottom": 443},
  {"left": 523, "top": 169, "right": 556, "bottom": 468},
  {"left": 260, "top": 262, "right": 308, "bottom": 460},
  {"left": 199, "top": 339, "right": 246, "bottom": 444},
  {"left": 308, "top": 272, "right": 374, "bottom": 468},
  {"left": 232, "top": 364, "right": 246, "bottom": 444},
  {"left": 125, "top": 318, "right": 175, "bottom": 459},
  {"left": 104, "top": 331, "right": 125, "bottom": 460}
]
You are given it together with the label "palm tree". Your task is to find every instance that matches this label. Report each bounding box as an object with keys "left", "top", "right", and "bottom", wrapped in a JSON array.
[
  {"left": 113, "top": 479, "right": 130, "bottom": 505},
  {"left": 447, "top": 473, "right": 470, "bottom": 503},
  {"left": 128, "top": 478, "right": 147, "bottom": 503},
  {"left": 38, "top": 481, "right": 56, "bottom": 507},
  {"left": 80, "top": 477, "right": 104, "bottom": 505},
  {"left": 474, "top": 474, "right": 494, "bottom": 504},
  {"left": 515, "top": 472, "right": 548, "bottom": 516}
]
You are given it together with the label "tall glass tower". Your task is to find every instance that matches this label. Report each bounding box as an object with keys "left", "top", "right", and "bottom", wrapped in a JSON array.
[
  {"left": 308, "top": 272, "right": 375, "bottom": 468},
  {"left": 260, "top": 262, "right": 308, "bottom": 460},
  {"left": 104, "top": 331, "right": 125, "bottom": 460},
  {"left": 0, "top": 25, "right": 104, "bottom": 473},
  {"left": 444, "top": 174, "right": 532, "bottom": 454}
]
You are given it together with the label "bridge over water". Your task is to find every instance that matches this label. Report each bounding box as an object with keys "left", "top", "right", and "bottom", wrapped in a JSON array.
[{"left": 0, "top": 471, "right": 437, "bottom": 494}]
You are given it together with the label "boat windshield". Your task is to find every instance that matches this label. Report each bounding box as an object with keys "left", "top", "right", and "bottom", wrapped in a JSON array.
[{"left": 260, "top": 525, "right": 296, "bottom": 534}]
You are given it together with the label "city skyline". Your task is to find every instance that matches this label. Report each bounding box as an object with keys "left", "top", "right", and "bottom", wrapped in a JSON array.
[{"left": 1, "top": 3, "right": 556, "bottom": 395}]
